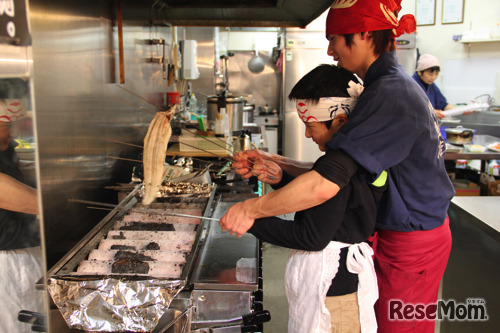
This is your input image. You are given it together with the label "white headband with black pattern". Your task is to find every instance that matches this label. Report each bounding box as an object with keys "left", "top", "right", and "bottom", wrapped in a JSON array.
[{"left": 295, "top": 81, "right": 364, "bottom": 123}]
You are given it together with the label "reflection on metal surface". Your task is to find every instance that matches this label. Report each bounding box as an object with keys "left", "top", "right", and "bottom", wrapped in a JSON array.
[
  {"left": 0, "top": 42, "right": 46, "bottom": 331},
  {"left": 29, "top": 1, "right": 182, "bottom": 267}
]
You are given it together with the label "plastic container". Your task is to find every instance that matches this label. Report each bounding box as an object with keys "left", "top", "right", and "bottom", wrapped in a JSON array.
[
  {"left": 488, "top": 160, "right": 500, "bottom": 176},
  {"left": 166, "top": 92, "right": 180, "bottom": 106},
  {"left": 456, "top": 160, "right": 467, "bottom": 169}
]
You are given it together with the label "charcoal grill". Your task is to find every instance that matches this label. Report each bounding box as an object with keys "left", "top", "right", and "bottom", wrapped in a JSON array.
[{"left": 47, "top": 183, "right": 266, "bottom": 332}]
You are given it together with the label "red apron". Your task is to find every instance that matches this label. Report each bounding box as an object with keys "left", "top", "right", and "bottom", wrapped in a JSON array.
[{"left": 373, "top": 216, "right": 451, "bottom": 332}]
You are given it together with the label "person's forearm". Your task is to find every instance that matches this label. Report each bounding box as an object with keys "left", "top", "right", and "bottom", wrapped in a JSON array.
[
  {"left": 0, "top": 173, "right": 39, "bottom": 215},
  {"left": 245, "top": 170, "right": 339, "bottom": 219},
  {"left": 266, "top": 153, "right": 314, "bottom": 177},
  {"left": 444, "top": 104, "right": 456, "bottom": 110}
]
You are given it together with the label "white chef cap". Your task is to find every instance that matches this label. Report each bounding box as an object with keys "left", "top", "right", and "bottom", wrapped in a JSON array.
[{"left": 416, "top": 54, "right": 440, "bottom": 72}]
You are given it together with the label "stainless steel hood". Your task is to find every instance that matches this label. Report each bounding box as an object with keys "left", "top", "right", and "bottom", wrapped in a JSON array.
[{"left": 130, "top": 0, "right": 332, "bottom": 27}]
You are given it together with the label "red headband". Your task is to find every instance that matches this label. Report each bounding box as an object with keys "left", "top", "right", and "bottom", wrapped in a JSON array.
[{"left": 326, "top": 0, "right": 416, "bottom": 38}]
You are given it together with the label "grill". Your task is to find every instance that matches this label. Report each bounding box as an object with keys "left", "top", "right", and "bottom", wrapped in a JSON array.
[{"left": 47, "top": 182, "right": 267, "bottom": 332}]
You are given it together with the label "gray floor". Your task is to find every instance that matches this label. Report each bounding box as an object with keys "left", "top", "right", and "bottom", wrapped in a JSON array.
[
  {"left": 260, "top": 185, "right": 290, "bottom": 332},
  {"left": 262, "top": 242, "right": 289, "bottom": 332}
]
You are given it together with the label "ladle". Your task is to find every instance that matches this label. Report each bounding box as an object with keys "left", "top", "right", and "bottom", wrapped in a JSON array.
[{"left": 248, "top": 45, "right": 265, "bottom": 74}]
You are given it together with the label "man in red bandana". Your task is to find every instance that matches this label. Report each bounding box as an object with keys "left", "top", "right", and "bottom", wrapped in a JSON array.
[{"left": 324, "top": 0, "right": 453, "bottom": 332}]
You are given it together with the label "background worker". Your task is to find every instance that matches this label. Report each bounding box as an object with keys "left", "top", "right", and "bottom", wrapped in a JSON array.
[{"left": 412, "top": 53, "right": 456, "bottom": 119}]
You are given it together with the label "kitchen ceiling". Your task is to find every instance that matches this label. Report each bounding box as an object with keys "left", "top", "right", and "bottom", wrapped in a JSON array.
[{"left": 134, "top": 0, "right": 333, "bottom": 27}]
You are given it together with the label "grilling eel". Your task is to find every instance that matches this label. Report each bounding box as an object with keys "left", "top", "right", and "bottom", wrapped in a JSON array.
[{"left": 142, "top": 105, "right": 177, "bottom": 205}]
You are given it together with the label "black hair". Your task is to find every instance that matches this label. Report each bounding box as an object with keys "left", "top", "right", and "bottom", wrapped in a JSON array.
[
  {"left": 288, "top": 64, "right": 359, "bottom": 129},
  {"left": 288, "top": 64, "right": 359, "bottom": 102},
  {"left": 343, "top": 30, "right": 396, "bottom": 56}
]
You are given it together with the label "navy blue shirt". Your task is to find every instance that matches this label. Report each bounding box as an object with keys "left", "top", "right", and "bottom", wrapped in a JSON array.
[
  {"left": 327, "top": 51, "right": 455, "bottom": 232},
  {"left": 412, "top": 72, "right": 448, "bottom": 110}
]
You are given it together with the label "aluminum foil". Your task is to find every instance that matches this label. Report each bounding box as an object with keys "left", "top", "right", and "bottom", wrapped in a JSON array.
[{"left": 48, "top": 276, "right": 185, "bottom": 332}]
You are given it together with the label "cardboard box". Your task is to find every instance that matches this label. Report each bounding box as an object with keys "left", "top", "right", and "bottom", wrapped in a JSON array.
[
  {"left": 479, "top": 173, "right": 500, "bottom": 196},
  {"left": 487, "top": 180, "right": 500, "bottom": 196},
  {"left": 453, "top": 179, "right": 480, "bottom": 196}
]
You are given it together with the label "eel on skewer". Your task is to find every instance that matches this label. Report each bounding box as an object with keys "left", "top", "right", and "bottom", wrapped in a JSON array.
[{"left": 142, "top": 105, "right": 176, "bottom": 205}]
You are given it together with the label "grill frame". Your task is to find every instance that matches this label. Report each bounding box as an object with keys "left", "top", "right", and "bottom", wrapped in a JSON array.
[{"left": 47, "top": 183, "right": 216, "bottom": 282}]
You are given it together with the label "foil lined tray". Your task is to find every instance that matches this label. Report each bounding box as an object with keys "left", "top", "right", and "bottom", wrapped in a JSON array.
[{"left": 48, "top": 276, "right": 185, "bottom": 332}]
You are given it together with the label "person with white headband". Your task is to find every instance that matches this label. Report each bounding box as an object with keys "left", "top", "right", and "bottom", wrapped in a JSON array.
[
  {"left": 221, "top": 64, "right": 386, "bottom": 332},
  {"left": 0, "top": 98, "right": 43, "bottom": 333}
]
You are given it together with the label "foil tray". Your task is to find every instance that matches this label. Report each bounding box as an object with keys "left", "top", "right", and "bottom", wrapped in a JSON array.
[{"left": 48, "top": 276, "right": 185, "bottom": 332}]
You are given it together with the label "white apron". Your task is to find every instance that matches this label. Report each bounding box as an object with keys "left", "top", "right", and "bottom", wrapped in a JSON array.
[
  {"left": 285, "top": 241, "right": 378, "bottom": 333},
  {"left": 0, "top": 246, "right": 45, "bottom": 333}
]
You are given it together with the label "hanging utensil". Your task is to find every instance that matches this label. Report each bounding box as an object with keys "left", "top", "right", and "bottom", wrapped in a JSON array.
[
  {"left": 248, "top": 44, "right": 265, "bottom": 74},
  {"left": 162, "top": 40, "right": 167, "bottom": 80},
  {"left": 117, "top": 2, "right": 125, "bottom": 84},
  {"left": 167, "top": 43, "right": 175, "bottom": 86}
]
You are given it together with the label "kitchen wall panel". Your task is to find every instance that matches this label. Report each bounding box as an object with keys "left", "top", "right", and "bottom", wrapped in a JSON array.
[{"left": 29, "top": 0, "right": 173, "bottom": 267}]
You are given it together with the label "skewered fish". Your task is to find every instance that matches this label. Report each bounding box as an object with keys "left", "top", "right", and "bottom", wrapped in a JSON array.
[{"left": 142, "top": 105, "right": 176, "bottom": 205}]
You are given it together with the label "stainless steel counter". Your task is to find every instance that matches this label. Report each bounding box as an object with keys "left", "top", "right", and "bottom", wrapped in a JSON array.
[
  {"left": 191, "top": 200, "right": 260, "bottom": 291},
  {"left": 440, "top": 197, "right": 500, "bottom": 332},
  {"left": 451, "top": 197, "right": 500, "bottom": 236}
]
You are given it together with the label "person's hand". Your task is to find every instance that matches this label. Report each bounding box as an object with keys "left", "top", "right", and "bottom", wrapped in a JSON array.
[
  {"left": 232, "top": 149, "right": 272, "bottom": 179},
  {"left": 219, "top": 199, "right": 257, "bottom": 237},
  {"left": 463, "top": 111, "right": 477, "bottom": 115},
  {"left": 251, "top": 158, "right": 282, "bottom": 185},
  {"left": 435, "top": 109, "right": 445, "bottom": 119},
  {"left": 232, "top": 151, "right": 254, "bottom": 179}
]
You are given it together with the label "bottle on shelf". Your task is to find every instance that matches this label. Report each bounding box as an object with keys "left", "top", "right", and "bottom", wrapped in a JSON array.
[
  {"left": 220, "top": 107, "right": 230, "bottom": 138},
  {"left": 189, "top": 93, "right": 198, "bottom": 114},
  {"left": 488, "top": 160, "right": 499, "bottom": 176},
  {"left": 215, "top": 114, "right": 224, "bottom": 137}
]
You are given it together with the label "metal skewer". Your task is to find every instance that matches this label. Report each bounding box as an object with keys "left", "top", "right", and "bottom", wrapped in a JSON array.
[
  {"left": 107, "top": 138, "right": 144, "bottom": 149},
  {"left": 107, "top": 139, "right": 227, "bottom": 168},
  {"left": 104, "top": 103, "right": 278, "bottom": 178},
  {"left": 178, "top": 120, "right": 235, "bottom": 149},
  {"left": 107, "top": 155, "right": 143, "bottom": 163},
  {"left": 107, "top": 156, "right": 218, "bottom": 172},
  {"left": 180, "top": 126, "right": 235, "bottom": 155},
  {"left": 178, "top": 142, "right": 278, "bottom": 180},
  {"left": 116, "top": 85, "right": 163, "bottom": 109},
  {"left": 112, "top": 96, "right": 155, "bottom": 115},
  {"left": 69, "top": 199, "right": 220, "bottom": 222},
  {"left": 177, "top": 121, "right": 276, "bottom": 172}
]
